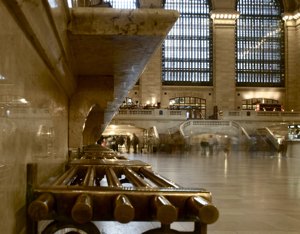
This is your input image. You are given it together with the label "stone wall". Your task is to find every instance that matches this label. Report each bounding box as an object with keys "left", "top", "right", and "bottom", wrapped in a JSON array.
[{"left": 0, "top": 1, "right": 72, "bottom": 233}]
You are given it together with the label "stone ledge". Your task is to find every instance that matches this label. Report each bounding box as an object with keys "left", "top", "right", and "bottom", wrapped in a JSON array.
[{"left": 69, "top": 8, "right": 179, "bottom": 36}]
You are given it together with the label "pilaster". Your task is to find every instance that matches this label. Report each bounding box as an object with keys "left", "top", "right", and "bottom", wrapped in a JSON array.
[
  {"left": 139, "top": 48, "right": 162, "bottom": 107},
  {"left": 283, "top": 13, "right": 300, "bottom": 111},
  {"left": 211, "top": 10, "right": 239, "bottom": 111}
]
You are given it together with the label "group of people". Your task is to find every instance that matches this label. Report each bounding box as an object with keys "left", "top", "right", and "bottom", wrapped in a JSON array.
[
  {"left": 125, "top": 133, "right": 139, "bottom": 153},
  {"left": 97, "top": 133, "right": 140, "bottom": 153},
  {"left": 199, "top": 135, "right": 231, "bottom": 155}
]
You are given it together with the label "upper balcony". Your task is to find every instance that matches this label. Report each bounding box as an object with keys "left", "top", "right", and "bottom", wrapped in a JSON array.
[{"left": 112, "top": 108, "right": 300, "bottom": 135}]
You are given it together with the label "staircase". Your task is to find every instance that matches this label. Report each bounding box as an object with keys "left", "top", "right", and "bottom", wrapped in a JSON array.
[{"left": 252, "top": 128, "right": 278, "bottom": 152}]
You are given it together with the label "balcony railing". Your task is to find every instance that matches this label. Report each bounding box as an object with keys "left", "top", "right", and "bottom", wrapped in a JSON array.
[{"left": 116, "top": 108, "right": 187, "bottom": 120}]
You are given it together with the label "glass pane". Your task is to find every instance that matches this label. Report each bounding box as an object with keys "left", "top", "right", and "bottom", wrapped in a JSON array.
[
  {"left": 162, "top": 0, "right": 212, "bottom": 86},
  {"left": 236, "top": 0, "right": 284, "bottom": 87},
  {"left": 109, "top": 0, "right": 136, "bottom": 9}
]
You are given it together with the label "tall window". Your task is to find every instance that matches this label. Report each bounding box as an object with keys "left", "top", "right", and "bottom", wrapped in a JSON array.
[
  {"left": 162, "top": 0, "right": 212, "bottom": 85},
  {"left": 109, "top": 0, "right": 136, "bottom": 9},
  {"left": 236, "top": 0, "right": 284, "bottom": 87}
]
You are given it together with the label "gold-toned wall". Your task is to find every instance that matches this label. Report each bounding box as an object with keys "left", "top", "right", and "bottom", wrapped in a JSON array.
[
  {"left": 0, "top": 0, "right": 299, "bottom": 233},
  {"left": 0, "top": 1, "right": 72, "bottom": 233}
]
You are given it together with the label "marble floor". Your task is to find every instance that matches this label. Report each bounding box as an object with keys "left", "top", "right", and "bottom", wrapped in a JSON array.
[{"left": 93, "top": 148, "right": 300, "bottom": 234}]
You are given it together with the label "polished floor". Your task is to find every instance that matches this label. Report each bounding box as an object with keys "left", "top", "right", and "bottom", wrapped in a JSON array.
[{"left": 93, "top": 148, "right": 300, "bottom": 234}]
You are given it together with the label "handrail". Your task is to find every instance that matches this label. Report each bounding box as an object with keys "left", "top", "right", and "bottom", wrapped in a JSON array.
[
  {"left": 114, "top": 109, "right": 300, "bottom": 130},
  {"left": 234, "top": 122, "right": 251, "bottom": 140},
  {"left": 264, "top": 127, "right": 281, "bottom": 150},
  {"left": 179, "top": 120, "right": 247, "bottom": 138}
]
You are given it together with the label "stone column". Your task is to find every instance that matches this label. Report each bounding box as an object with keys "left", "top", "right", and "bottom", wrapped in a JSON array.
[
  {"left": 283, "top": 15, "right": 300, "bottom": 111},
  {"left": 137, "top": 0, "right": 166, "bottom": 107},
  {"left": 210, "top": 10, "right": 240, "bottom": 112},
  {"left": 139, "top": 48, "right": 162, "bottom": 107}
]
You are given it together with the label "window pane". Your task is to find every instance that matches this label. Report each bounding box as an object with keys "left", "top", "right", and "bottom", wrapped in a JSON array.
[
  {"left": 236, "top": 0, "right": 285, "bottom": 87},
  {"left": 109, "top": 0, "right": 136, "bottom": 9},
  {"left": 162, "top": 0, "right": 212, "bottom": 86}
]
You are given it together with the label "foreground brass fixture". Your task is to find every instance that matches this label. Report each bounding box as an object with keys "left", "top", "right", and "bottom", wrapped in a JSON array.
[{"left": 27, "top": 144, "right": 219, "bottom": 233}]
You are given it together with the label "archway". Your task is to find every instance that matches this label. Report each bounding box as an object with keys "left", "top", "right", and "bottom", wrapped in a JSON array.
[{"left": 82, "top": 104, "right": 104, "bottom": 146}]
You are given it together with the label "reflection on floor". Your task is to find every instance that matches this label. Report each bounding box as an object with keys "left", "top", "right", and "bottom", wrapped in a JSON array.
[{"left": 94, "top": 149, "right": 300, "bottom": 234}]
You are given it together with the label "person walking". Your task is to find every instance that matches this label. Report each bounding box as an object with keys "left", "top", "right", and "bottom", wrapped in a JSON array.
[
  {"left": 126, "top": 135, "right": 131, "bottom": 153},
  {"left": 132, "top": 133, "right": 139, "bottom": 153}
]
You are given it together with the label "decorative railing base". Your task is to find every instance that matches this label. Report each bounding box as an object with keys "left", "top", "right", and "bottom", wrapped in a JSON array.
[{"left": 27, "top": 145, "right": 219, "bottom": 234}]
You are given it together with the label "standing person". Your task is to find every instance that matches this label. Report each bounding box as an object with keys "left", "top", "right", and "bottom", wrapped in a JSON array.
[
  {"left": 126, "top": 135, "right": 131, "bottom": 153},
  {"left": 117, "top": 135, "right": 125, "bottom": 152},
  {"left": 111, "top": 136, "right": 117, "bottom": 151},
  {"left": 208, "top": 135, "right": 214, "bottom": 155},
  {"left": 132, "top": 133, "right": 139, "bottom": 153},
  {"left": 200, "top": 138, "right": 208, "bottom": 155}
]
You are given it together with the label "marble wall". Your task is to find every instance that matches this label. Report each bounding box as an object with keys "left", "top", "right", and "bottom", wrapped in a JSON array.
[
  {"left": 0, "top": 1, "right": 71, "bottom": 233},
  {"left": 0, "top": 1, "right": 179, "bottom": 232},
  {"left": 0, "top": 0, "right": 299, "bottom": 232}
]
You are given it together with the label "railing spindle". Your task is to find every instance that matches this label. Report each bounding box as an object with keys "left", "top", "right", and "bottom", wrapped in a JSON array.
[
  {"left": 123, "top": 167, "right": 151, "bottom": 188},
  {"left": 140, "top": 167, "right": 180, "bottom": 188},
  {"left": 187, "top": 196, "right": 219, "bottom": 224},
  {"left": 28, "top": 193, "right": 54, "bottom": 221},
  {"left": 105, "top": 167, "right": 122, "bottom": 187},
  {"left": 52, "top": 166, "right": 79, "bottom": 186},
  {"left": 114, "top": 195, "right": 135, "bottom": 223},
  {"left": 152, "top": 195, "right": 178, "bottom": 224},
  {"left": 71, "top": 194, "right": 93, "bottom": 224}
]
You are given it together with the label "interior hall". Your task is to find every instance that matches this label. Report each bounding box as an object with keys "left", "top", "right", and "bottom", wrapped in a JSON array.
[{"left": 1, "top": 0, "right": 300, "bottom": 233}]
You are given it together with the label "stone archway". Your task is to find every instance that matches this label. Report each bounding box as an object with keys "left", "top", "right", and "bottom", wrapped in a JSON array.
[
  {"left": 82, "top": 104, "right": 104, "bottom": 146},
  {"left": 68, "top": 76, "right": 114, "bottom": 149}
]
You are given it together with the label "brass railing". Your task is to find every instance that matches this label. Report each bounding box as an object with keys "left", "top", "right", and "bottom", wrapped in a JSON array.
[{"left": 27, "top": 145, "right": 219, "bottom": 233}]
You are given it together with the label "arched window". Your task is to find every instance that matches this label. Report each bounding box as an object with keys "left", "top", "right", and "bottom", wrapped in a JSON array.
[
  {"left": 162, "top": 0, "right": 212, "bottom": 85},
  {"left": 236, "top": 0, "right": 285, "bottom": 87}
]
